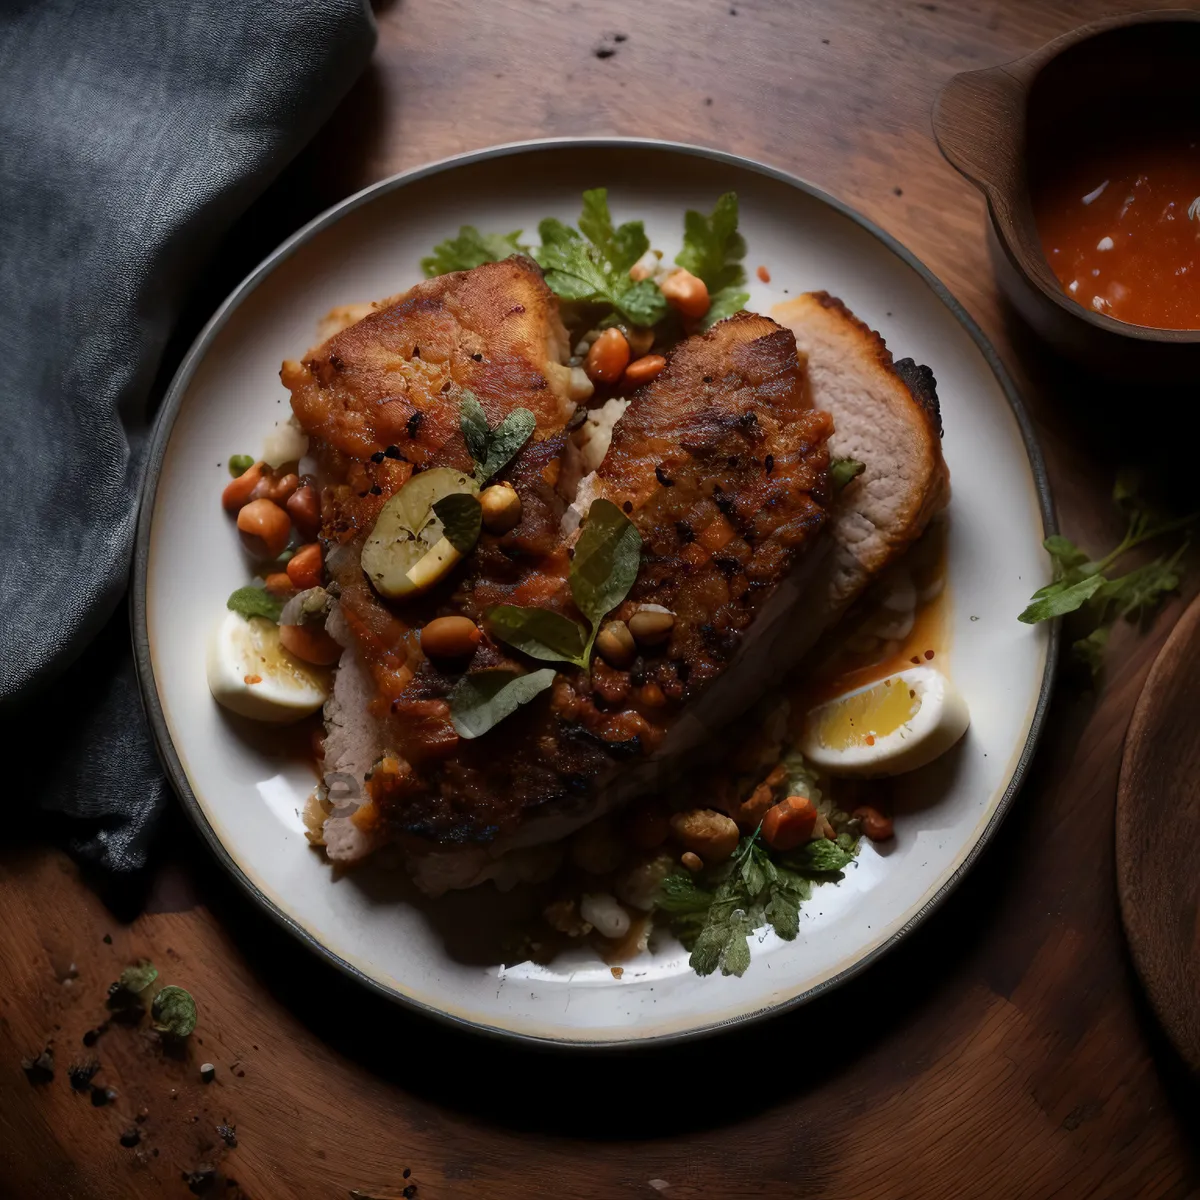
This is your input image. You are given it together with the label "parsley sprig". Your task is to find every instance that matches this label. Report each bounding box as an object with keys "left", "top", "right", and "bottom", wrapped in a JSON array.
[
  {"left": 675, "top": 192, "right": 750, "bottom": 330},
  {"left": 1019, "top": 468, "right": 1196, "bottom": 675},
  {"left": 657, "top": 829, "right": 856, "bottom": 977}
]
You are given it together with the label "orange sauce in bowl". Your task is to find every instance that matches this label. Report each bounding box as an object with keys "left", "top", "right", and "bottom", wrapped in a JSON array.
[{"left": 1034, "top": 131, "right": 1200, "bottom": 330}]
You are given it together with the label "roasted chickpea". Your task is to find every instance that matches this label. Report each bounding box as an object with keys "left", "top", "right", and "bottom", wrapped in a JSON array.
[
  {"left": 222, "top": 461, "right": 266, "bottom": 513},
  {"left": 623, "top": 354, "right": 667, "bottom": 386},
  {"left": 670, "top": 808, "right": 740, "bottom": 864},
  {"left": 854, "top": 805, "right": 894, "bottom": 842},
  {"left": 595, "top": 620, "right": 636, "bottom": 668},
  {"left": 681, "top": 851, "right": 704, "bottom": 873},
  {"left": 252, "top": 470, "right": 299, "bottom": 505},
  {"left": 263, "top": 572, "right": 294, "bottom": 598},
  {"left": 479, "top": 482, "right": 522, "bottom": 533},
  {"left": 286, "top": 543, "right": 324, "bottom": 591},
  {"left": 659, "top": 269, "right": 711, "bottom": 320},
  {"left": 286, "top": 483, "right": 321, "bottom": 541},
  {"left": 629, "top": 607, "right": 675, "bottom": 647},
  {"left": 237, "top": 498, "right": 291, "bottom": 559},
  {"left": 279, "top": 621, "right": 342, "bottom": 666},
  {"left": 584, "top": 327, "right": 631, "bottom": 384},
  {"left": 420, "top": 616, "right": 481, "bottom": 659}
]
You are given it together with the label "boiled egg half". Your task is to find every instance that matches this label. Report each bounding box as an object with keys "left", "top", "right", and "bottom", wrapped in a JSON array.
[
  {"left": 798, "top": 666, "right": 969, "bottom": 777},
  {"left": 207, "top": 611, "right": 332, "bottom": 723}
]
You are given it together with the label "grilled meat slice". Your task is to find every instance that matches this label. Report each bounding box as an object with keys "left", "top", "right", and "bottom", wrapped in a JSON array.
[
  {"left": 283, "top": 259, "right": 585, "bottom": 861},
  {"left": 353, "top": 315, "right": 833, "bottom": 887}
]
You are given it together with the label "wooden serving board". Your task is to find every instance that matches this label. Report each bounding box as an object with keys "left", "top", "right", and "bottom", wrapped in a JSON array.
[{"left": 1117, "top": 590, "right": 1200, "bottom": 1073}]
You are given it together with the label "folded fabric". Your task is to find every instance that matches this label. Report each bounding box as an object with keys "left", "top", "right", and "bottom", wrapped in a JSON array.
[{"left": 0, "top": 0, "right": 376, "bottom": 869}]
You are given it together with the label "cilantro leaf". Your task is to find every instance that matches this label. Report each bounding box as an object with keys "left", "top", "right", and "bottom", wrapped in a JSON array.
[
  {"left": 786, "top": 840, "right": 856, "bottom": 874},
  {"left": 656, "top": 873, "right": 715, "bottom": 914},
  {"left": 676, "top": 192, "right": 747, "bottom": 294},
  {"left": 119, "top": 960, "right": 158, "bottom": 994},
  {"left": 533, "top": 192, "right": 669, "bottom": 327},
  {"left": 422, "top": 226, "right": 528, "bottom": 277},
  {"left": 150, "top": 986, "right": 197, "bottom": 1039},
  {"left": 227, "top": 586, "right": 283, "bottom": 623},
  {"left": 1018, "top": 573, "right": 1105, "bottom": 623},
  {"left": 699, "top": 286, "right": 750, "bottom": 330}
]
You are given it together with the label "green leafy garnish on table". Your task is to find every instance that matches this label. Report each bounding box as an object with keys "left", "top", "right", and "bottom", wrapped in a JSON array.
[
  {"left": 1019, "top": 468, "right": 1196, "bottom": 675},
  {"left": 533, "top": 189, "right": 669, "bottom": 327},
  {"left": 656, "top": 827, "right": 858, "bottom": 978},
  {"left": 150, "top": 985, "right": 197, "bottom": 1039},
  {"left": 421, "top": 226, "right": 529, "bottom": 277},
  {"left": 447, "top": 667, "right": 557, "bottom": 739},
  {"left": 675, "top": 191, "right": 750, "bottom": 330},
  {"left": 227, "top": 585, "right": 283, "bottom": 624},
  {"left": 486, "top": 498, "right": 642, "bottom": 669},
  {"left": 119, "top": 960, "right": 158, "bottom": 994}
]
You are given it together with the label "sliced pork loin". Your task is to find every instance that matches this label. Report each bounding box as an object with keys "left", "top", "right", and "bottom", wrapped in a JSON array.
[{"left": 406, "top": 296, "right": 949, "bottom": 893}]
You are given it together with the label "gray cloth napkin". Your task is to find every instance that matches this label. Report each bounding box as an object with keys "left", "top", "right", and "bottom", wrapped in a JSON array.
[{"left": 0, "top": 0, "right": 376, "bottom": 870}]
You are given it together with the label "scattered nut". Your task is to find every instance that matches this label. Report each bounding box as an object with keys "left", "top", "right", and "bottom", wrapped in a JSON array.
[
  {"left": 681, "top": 851, "right": 704, "bottom": 873},
  {"left": 420, "top": 616, "right": 482, "bottom": 659},
  {"left": 670, "top": 809, "right": 740, "bottom": 864},
  {"left": 628, "top": 607, "right": 675, "bottom": 647},
  {"left": 200, "top": 1063, "right": 215, "bottom": 1083},
  {"left": 595, "top": 620, "right": 636, "bottom": 668},
  {"left": 479, "top": 482, "right": 522, "bottom": 533}
]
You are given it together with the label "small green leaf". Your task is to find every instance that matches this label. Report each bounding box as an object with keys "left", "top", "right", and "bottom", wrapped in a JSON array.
[
  {"left": 479, "top": 409, "right": 536, "bottom": 482},
  {"left": 226, "top": 586, "right": 283, "bottom": 623},
  {"left": 698, "top": 286, "right": 749, "bottom": 330},
  {"left": 765, "top": 888, "right": 801, "bottom": 941},
  {"left": 831, "top": 458, "right": 866, "bottom": 490},
  {"left": 421, "top": 226, "right": 528, "bottom": 277},
  {"left": 570, "top": 499, "right": 643, "bottom": 630},
  {"left": 578, "top": 187, "right": 649, "bottom": 273},
  {"left": 227, "top": 454, "right": 254, "bottom": 478},
  {"left": 656, "top": 873, "right": 715, "bottom": 914},
  {"left": 676, "top": 192, "right": 747, "bottom": 294},
  {"left": 789, "top": 839, "right": 856, "bottom": 874},
  {"left": 119, "top": 960, "right": 158, "bottom": 994},
  {"left": 150, "top": 986, "right": 197, "bottom": 1039},
  {"left": 718, "top": 912, "right": 753, "bottom": 977},
  {"left": 1042, "top": 534, "right": 1090, "bottom": 572},
  {"left": 1017, "top": 573, "right": 1105, "bottom": 623},
  {"left": 432, "top": 493, "right": 482, "bottom": 555},
  {"left": 688, "top": 920, "right": 730, "bottom": 976},
  {"left": 1072, "top": 626, "right": 1109, "bottom": 677},
  {"left": 486, "top": 605, "right": 588, "bottom": 664},
  {"left": 447, "top": 668, "right": 557, "bottom": 739},
  {"left": 459, "top": 392, "right": 491, "bottom": 468}
]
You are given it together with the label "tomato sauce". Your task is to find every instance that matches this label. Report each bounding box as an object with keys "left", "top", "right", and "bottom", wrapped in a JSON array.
[{"left": 1034, "top": 131, "right": 1200, "bottom": 330}]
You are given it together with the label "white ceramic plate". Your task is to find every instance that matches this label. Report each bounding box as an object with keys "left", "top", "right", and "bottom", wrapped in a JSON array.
[{"left": 133, "top": 139, "right": 1055, "bottom": 1047}]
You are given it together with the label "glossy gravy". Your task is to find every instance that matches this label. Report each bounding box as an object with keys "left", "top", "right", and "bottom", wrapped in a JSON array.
[{"left": 1034, "top": 130, "right": 1200, "bottom": 330}]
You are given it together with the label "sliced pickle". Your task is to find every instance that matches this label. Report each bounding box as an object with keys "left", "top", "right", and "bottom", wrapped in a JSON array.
[{"left": 361, "top": 468, "right": 479, "bottom": 599}]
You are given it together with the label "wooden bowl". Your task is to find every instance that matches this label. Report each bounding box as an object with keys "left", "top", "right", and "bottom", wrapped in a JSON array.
[{"left": 933, "top": 11, "right": 1200, "bottom": 383}]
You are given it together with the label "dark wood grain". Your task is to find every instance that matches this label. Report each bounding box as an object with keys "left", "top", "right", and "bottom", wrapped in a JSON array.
[
  {"left": 4, "top": 0, "right": 1200, "bottom": 1196},
  {"left": 1118, "top": 592, "right": 1200, "bottom": 1075}
]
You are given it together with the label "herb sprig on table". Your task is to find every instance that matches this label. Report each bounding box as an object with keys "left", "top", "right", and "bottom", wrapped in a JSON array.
[{"left": 1019, "top": 468, "right": 1196, "bottom": 675}]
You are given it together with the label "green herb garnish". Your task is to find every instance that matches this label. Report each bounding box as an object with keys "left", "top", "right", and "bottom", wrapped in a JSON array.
[
  {"left": 432, "top": 492, "right": 483, "bottom": 555},
  {"left": 119, "top": 961, "right": 158, "bottom": 994},
  {"left": 150, "top": 986, "right": 197, "bottom": 1039},
  {"left": 226, "top": 585, "right": 283, "bottom": 623},
  {"left": 485, "top": 605, "right": 589, "bottom": 665},
  {"left": 460, "top": 393, "right": 536, "bottom": 483},
  {"left": 447, "top": 667, "right": 557, "bottom": 739},
  {"left": 782, "top": 839, "right": 856, "bottom": 874},
  {"left": 831, "top": 458, "right": 865, "bottom": 490},
  {"left": 675, "top": 192, "right": 749, "bottom": 330},
  {"left": 421, "top": 226, "right": 529, "bottom": 277},
  {"left": 1019, "top": 468, "right": 1195, "bottom": 675},
  {"left": 227, "top": 454, "right": 254, "bottom": 478},
  {"left": 533, "top": 189, "right": 669, "bottom": 328},
  {"left": 486, "top": 499, "right": 642, "bottom": 669}
]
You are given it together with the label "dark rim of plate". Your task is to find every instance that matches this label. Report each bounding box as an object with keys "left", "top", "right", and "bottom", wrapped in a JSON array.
[{"left": 130, "top": 137, "right": 1059, "bottom": 1051}]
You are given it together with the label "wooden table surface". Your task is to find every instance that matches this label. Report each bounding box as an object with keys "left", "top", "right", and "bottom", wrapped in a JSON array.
[{"left": 3, "top": 1, "right": 1199, "bottom": 1196}]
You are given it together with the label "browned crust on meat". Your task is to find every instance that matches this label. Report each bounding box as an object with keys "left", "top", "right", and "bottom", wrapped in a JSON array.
[{"left": 805, "top": 291, "right": 943, "bottom": 439}]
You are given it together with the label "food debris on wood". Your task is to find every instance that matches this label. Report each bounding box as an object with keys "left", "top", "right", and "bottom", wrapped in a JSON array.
[
  {"left": 90, "top": 1085, "right": 117, "bottom": 1107},
  {"left": 68, "top": 1058, "right": 100, "bottom": 1091},
  {"left": 182, "top": 1164, "right": 218, "bottom": 1194},
  {"left": 102, "top": 934, "right": 112, "bottom": 945},
  {"left": 82, "top": 1023, "right": 108, "bottom": 1047},
  {"left": 21, "top": 1048, "right": 54, "bottom": 1084},
  {"left": 217, "top": 1122, "right": 238, "bottom": 1148},
  {"left": 119, "top": 1127, "right": 141, "bottom": 1148},
  {"left": 200, "top": 1062, "right": 216, "bottom": 1083}
]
